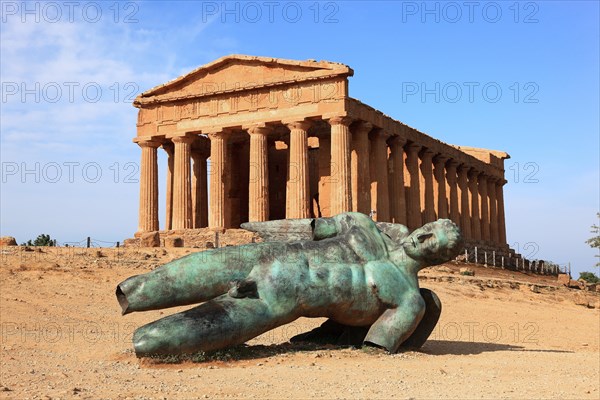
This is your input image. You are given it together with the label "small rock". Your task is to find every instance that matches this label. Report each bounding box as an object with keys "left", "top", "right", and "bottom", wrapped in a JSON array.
[
  {"left": 573, "top": 293, "right": 589, "bottom": 307},
  {"left": 459, "top": 267, "right": 474, "bottom": 276},
  {"left": 530, "top": 285, "right": 540, "bottom": 293}
]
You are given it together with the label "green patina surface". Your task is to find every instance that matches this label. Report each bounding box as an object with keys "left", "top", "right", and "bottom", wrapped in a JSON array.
[{"left": 117, "top": 212, "right": 463, "bottom": 356}]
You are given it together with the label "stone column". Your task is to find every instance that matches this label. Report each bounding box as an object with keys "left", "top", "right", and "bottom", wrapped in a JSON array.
[
  {"left": 329, "top": 116, "right": 353, "bottom": 215},
  {"left": 405, "top": 143, "right": 422, "bottom": 229},
  {"left": 468, "top": 168, "right": 481, "bottom": 241},
  {"left": 191, "top": 150, "right": 208, "bottom": 228},
  {"left": 162, "top": 142, "right": 174, "bottom": 230},
  {"left": 496, "top": 179, "right": 507, "bottom": 245},
  {"left": 208, "top": 131, "right": 229, "bottom": 230},
  {"left": 488, "top": 177, "right": 499, "bottom": 244},
  {"left": 388, "top": 136, "right": 407, "bottom": 224},
  {"left": 171, "top": 136, "right": 194, "bottom": 230},
  {"left": 457, "top": 164, "right": 471, "bottom": 239},
  {"left": 446, "top": 160, "right": 460, "bottom": 225},
  {"left": 369, "top": 130, "right": 390, "bottom": 221},
  {"left": 479, "top": 173, "right": 490, "bottom": 242},
  {"left": 351, "top": 121, "right": 372, "bottom": 214},
  {"left": 137, "top": 140, "right": 160, "bottom": 233},
  {"left": 433, "top": 155, "right": 448, "bottom": 219},
  {"left": 419, "top": 149, "right": 436, "bottom": 223},
  {"left": 248, "top": 126, "right": 270, "bottom": 222},
  {"left": 286, "top": 120, "right": 311, "bottom": 219}
]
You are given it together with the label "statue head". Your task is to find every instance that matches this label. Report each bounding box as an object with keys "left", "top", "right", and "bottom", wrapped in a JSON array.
[{"left": 402, "top": 219, "right": 463, "bottom": 266}]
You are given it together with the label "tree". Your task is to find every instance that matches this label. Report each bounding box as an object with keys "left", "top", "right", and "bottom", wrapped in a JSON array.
[
  {"left": 579, "top": 272, "right": 599, "bottom": 284},
  {"left": 585, "top": 213, "right": 600, "bottom": 267},
  {"left": 21, "top": 234, "right": 56, "bottom": 247}
]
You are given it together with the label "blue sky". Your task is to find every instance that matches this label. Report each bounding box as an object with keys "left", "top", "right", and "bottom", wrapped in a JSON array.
[{"left": 1, "top": 1, "right": 598, "bottom": 275}]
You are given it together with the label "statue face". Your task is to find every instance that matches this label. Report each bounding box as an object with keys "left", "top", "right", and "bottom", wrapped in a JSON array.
[{"left": 402, "top": 219, "right": 463, "bottom": 265}]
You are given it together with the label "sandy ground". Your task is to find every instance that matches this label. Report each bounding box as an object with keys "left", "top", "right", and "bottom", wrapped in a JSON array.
[{"left": 1, "top": 246, "right": 599, "bottom": 400}]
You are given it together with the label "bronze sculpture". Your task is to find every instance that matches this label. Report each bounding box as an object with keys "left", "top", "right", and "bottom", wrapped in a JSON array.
[{"left": 116, "top": 212, "right": 463, "bottom": 356}]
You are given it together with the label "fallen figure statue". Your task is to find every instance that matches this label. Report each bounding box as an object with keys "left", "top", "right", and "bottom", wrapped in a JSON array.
[{"left": 116, "top": 212, "right": 463, "bottom": 356}]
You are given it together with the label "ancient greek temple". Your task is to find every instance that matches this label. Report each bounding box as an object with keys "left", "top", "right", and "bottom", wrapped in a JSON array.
[{"left": 133, "top": 55, "right": 509, "bottom": 249}]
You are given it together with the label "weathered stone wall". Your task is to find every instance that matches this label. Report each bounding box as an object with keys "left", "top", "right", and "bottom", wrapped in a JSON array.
[{"left": 125, "top": 228, "right": 260, "bottom": 249}]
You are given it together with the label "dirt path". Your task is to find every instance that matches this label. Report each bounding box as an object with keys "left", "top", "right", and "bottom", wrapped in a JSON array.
[{"left": 1, "top": 247, "right": 598, "bottom": 399}]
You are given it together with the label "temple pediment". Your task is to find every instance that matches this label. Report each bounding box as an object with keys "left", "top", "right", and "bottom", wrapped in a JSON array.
[{"left": 134, "top": 55, "right": 353, "bottom": 106}]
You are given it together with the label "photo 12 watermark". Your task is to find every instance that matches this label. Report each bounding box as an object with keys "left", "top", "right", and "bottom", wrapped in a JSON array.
[
  {"left": 1, "top": 82, "right": 140, "bottom": 104},
  {"left": 0, "top": 1, "right": 140, "bottom": 23},
  {"left": 200, "top": 1, "right": 340, "bottom": 24},
  {"left": 400, "top": 1, "right": 540, "bottom": 24},
  {"left": 1, "top": 161, "right": 139, "bottom": 184},
  {"left": 429, "top": 321, "right": 539, "bottom": 344},
  {"left": 401, "top": 82, "right": 540, "bottom": 104}
]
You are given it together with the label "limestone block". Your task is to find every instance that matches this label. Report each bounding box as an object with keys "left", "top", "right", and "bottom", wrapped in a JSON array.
[
  {"left": 584, "top": 283, "right": 597, "bottom": 292},
  {"left": 557, "top": 274, "right": 570, "bottom": 286},
  {"left": 123, "top": 238, "right": 141, "bottom": 248},
  {"left": 568, "top": 279, "right": 583, "bottom": 289},
  {"left": 140, "top": 232, "right": 160, "bottom": 248},
  {"left": 165, "top": 237, "right": 184, "bottom": 248}
]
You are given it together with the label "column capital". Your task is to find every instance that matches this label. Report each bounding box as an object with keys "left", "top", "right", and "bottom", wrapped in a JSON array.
[
  {"left": 207, "top": 129, "right": 232, "bottom": 140},
  {"left": 468, "top": 167, "right": 480, "bottom": 178},
  {"left": 457, "top": 163, "right": 471, "bottom": 173},
  {"left": 420, "top": 148, "right": 436, "bottom": 160},
  {"left": 162, "top": 141, "right": 174, "bottom": 152},
  {"left": 285, "top": 120, "right": 312, "bottom": 131},
  {"left": 446, "top": 159, "right": 460, "bottom": 168},
  {"left": 353, "top": 121, "right": 373, "bottom": 136},
  {"left": 478, "top": 172, "right": 489, "bottom": 181},
  {"left": 171, "top": 135, "right": 195, "bottom": 144},
  {"left": 433, "top": 154, "right": 448, "bottom": 165},
  {"left": 137, "top": 140, "right": 161, "bottom": 149},
  {"left": 248, "top": 125, "right": 272, "bottom": 136},
  {"left": 388, "top": 135, "right": 407, "bottom": 147},
  {"left": 405, "top": 142, "right": 421, "bottom": 154},
  {"left": 370, "top": 128, "right": 392, "bottom": 140},
  {"left": 328, "top": 115, "right": 353, "bottom": 126}
]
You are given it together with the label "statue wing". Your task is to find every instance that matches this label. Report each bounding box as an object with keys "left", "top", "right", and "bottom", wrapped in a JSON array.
[
  {"left": 241, "top": 216, "right": 410, "bottom": 243},
  {"left": 240, "top": 219, "right": 314, "bottom": 242}
]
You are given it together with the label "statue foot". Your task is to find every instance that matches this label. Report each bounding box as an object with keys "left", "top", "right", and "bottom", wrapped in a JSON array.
[{"left": 399, "top": 288, "right": 442, "bottom": 350}]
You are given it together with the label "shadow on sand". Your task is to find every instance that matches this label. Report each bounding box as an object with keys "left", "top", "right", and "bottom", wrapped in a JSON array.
[
  {"left": 139, "top": 339, "right": 573, "bottom": 365},
  {"left": 422, "top": 340, "right": 574, "bottom": 356}
]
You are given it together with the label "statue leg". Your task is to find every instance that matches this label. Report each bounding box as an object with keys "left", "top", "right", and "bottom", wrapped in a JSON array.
[
  {"left": 117, "top": 243, "right": 276, "bottom": 314},
  {"left": 399, "top": 288, "right": 442, "bottom": 350},
  {"left": 132, "top": 294, "right": 293, "bottom": 356}
]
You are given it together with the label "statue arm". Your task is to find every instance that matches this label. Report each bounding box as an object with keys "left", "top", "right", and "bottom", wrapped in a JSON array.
[{"left": 363, "top": 292, "right": 425, "bottom": 353}]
